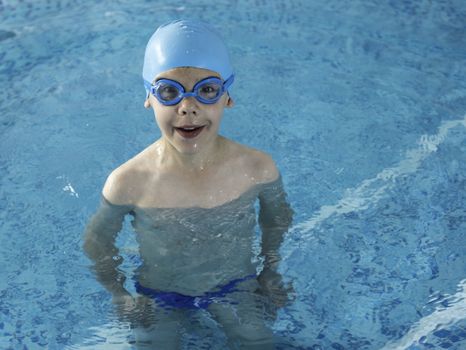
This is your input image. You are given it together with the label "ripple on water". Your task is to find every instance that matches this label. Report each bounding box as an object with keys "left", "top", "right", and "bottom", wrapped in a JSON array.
[{"left": 0, "top": 29, "right": 16, "bottom": 42}]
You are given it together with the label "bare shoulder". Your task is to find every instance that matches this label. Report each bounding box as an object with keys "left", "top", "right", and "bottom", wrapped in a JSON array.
[
  {"left": 225, "top": 139, "right": 280, "bottom": 185},
  {"left": 247, "top": 147, "right": 280, "bottom": 184},
  {"left": 102, "top": 145, "right": 156, "bottom": 206},
  {"left": 102, "top": 164, "right": 134, "bottom": 206}
]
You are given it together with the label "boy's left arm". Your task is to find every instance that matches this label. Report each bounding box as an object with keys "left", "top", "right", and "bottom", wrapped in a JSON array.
[{"left": 257, "top": 177, "right": 294, "bottom": 307}]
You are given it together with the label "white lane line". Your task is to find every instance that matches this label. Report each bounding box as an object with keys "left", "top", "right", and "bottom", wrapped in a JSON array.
[
  {"left": 291, "top": 115, "right": 466, "bottom": 237},
  {"left": 379, "top": 279, "right": 466, "bottom": 350}
]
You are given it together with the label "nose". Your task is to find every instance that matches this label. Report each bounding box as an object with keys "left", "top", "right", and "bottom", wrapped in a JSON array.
[{"left": 178, "top": 96, "right": 198, "bottom": 116}]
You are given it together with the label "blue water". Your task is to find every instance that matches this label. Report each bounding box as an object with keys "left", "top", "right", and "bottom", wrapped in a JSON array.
[{"left": 1, "top": 0, "right": 466, "bottom": 349}]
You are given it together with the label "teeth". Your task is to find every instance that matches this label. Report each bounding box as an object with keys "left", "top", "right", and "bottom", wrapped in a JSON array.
[{"left": 179, "top": 126, "right": 199, "bottom": 131}]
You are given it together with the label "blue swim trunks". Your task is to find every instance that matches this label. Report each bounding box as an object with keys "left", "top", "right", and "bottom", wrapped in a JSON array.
[{"left": 135, "top": 274, "right": 256, "bottom": 310}]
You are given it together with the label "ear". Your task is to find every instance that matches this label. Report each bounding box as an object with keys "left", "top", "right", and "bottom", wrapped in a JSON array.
[{"left": 225, "top": 95, "right": 234, "bottom": 108}]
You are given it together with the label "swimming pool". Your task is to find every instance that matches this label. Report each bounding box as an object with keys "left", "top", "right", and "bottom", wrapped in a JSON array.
[{"left": 1, "top": 0, "right": 466, "bottom": 348}]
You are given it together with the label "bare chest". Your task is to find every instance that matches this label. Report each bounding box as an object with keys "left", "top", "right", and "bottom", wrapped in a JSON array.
[{"left": 134, "top": 171, "right": 257, "bottom": 209}]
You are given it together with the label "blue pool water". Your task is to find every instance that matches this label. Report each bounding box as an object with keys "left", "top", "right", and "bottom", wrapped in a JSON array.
[{"left": 1, "top": 0, "right": 466, "bottom": 349}]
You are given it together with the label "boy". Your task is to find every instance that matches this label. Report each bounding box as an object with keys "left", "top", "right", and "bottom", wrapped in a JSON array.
[{"left": 83, "top": 19, "right": 293, "bottom": 349}]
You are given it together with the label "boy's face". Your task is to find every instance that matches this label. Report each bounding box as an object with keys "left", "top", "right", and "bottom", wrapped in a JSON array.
[{"left": 146, "top": 67, "right": 233, "bottom": 155}]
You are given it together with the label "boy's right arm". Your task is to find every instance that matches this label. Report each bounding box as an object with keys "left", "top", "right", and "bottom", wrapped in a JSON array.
[{"left": 83, "top": 170, "right": 134, "bottom": 299}]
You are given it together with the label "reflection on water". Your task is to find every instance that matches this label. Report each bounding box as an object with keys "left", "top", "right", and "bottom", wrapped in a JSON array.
[{"left": 381, "top": 279, "right": 466, "bottom": 350}]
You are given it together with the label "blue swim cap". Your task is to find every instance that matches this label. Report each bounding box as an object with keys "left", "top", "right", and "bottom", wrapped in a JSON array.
[{"left": 143, "top": 19, "right": 234, "bottom": 97}]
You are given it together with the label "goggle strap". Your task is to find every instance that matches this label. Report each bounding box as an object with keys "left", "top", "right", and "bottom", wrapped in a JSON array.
[
  {"left": 144, "top": 80, "right": 151, "bottom": 88},
  {"left": 144, "top": 80, "right": 152, "bottom": 99},
  {"left": 223, "top": 75, "right": 235, "bottom": 91}
]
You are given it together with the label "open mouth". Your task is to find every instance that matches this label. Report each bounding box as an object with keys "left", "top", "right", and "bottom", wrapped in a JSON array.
[{"left": 174, "top": 125, "right": 205, "bottom": 139}]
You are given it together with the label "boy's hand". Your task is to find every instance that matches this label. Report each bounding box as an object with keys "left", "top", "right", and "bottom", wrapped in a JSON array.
[
  {"left": 112, "top": 293, "right": 155, "bottom": 326},
  {"left": 112, "top": 293, "right": 136, "bottom": 314},
  {"left": 256, "top": 268, "right": 295, "bottom": 309}
]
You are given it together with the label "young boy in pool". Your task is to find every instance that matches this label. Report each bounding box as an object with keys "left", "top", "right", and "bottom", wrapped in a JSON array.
[{"left": 83, "top": 19, "right": 293, "bottom": 349}]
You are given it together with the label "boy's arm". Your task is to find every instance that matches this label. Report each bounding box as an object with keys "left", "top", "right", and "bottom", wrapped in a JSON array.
[
  {"left": 255, "top": 158, "right": 294, "bottom": 310},
  {"left": 83, "top": 171, "right": 134, "bottom": 299},
  {"left": 258, "top": 175, "right": 293, "bottom": 277}
]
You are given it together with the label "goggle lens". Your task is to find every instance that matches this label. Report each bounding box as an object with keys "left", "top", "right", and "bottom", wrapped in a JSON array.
[
  {"left": 156, "top": 83, "right": 182, "bottom": 103},
  {"left": 197, "top": 82, "right": 222, "bottom": 101}
]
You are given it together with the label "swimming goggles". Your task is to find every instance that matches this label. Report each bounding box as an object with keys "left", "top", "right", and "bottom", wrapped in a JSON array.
[{"left": 144, "top": 75, "right": 234, "bottom": 106}]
